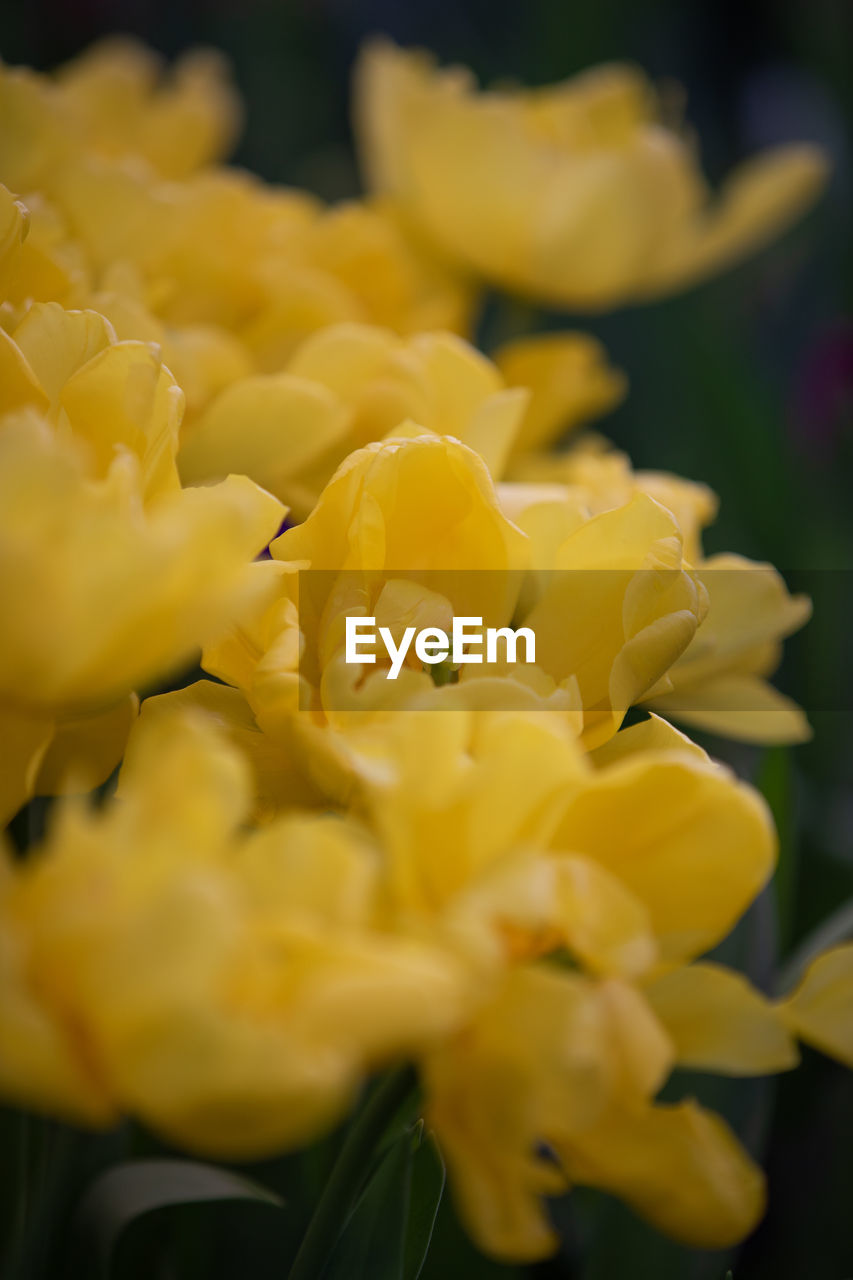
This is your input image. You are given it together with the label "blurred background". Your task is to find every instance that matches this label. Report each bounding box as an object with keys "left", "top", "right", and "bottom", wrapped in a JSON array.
[{"left": 1, "top": 1, "right": 851, "bottom": 1277}]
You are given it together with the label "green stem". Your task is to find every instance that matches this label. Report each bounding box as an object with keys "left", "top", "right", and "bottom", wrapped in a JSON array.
[{"left": 288, "top": 1066, "right": 418, "bottom": 1280}]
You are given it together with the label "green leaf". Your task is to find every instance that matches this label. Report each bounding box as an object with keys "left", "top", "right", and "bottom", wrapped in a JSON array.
[
  {"left": 404, "top": 1133, "right": 445, "bottom": 1280},
  {"left": 323, "top": 1130, "right": 413, "bottom": 1280},
  {"left": 73, "top": 1157, "right": 283, "bottom": 1277}
]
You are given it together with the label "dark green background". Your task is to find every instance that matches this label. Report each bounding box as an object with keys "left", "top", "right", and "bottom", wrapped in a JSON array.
[{"left": 1, "top": 1, "right": 851, "bottom": 1276}]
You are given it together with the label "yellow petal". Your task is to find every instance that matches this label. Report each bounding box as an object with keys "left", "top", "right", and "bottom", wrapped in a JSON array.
[
  {"left": 0, "top": 325, "right": 48, "bottom": 415},
  {"left": 588, "top": 712, "right": 709, "bottom": 769},
  {"left": 0, "top": 911, "right": 116, "bottom": 1126},
  {"left": 60, "top": 340, "right": 184, "bottom": 500},
  {"left": 647, "top": 145, "right": 829, "bottom": 296},
  {"left": 494, "top": 332, "right": 626, "bottom": 455},
  {"left": 12, "top": 302, "right": 114, "bottom": 404},
  {"left": 650, "top": 673, "right": 812, "bottom": 744},
  {"left": 555, "top": 854, "right": 658, "bottom": 977},
  {"left": 780, "top": 944, "right": 853, "bottom": 1067},
  {"left": 551, "top": 751, "right": 776, "bottom": 962},
  {"left": 524, "top": 494, "right": 705, "bottom": 747},
  {"left": 560, "top": 1098, "right": 766, "bottom": 1248},
  {"left": 137, "top": 680, "right": 324, "bottom": 816},
  {"left": 645, "top": 962, "right": 798, "bottom": 1074},
  {"left": 35, "top": 694, "right": 139, "bottom": 797},
  {"left": 179, "top": 373, "right": 351, "bottom": 503},
  {"left": 423, "top": 966, "right": 608, "bottom": 1261}
]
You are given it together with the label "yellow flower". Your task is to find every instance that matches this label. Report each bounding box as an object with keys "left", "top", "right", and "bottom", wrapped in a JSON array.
[
  {"left": 353, "top": 707, "right": 774, "bottom": 972},
  {"left": 0, "top": 708, "right": 465, "bottom": 1153},
  {"left": 355, "top": 41, "right": 827, "bottom": 307},
  {"left": 422, "top": 965, "right": 673, "bottom": 1259},
  {"left": 0, "top": 39, "right": 240, "bottom": 186},
  {"left": 1, "top": 300, "right": 183, "bottom": 501},
  {"left": 353, "top": 709, "right": 784, "bottom": 1259},
  {"left": 0, "top": 413, "right": 282, "bottom": 819},
  {"left": 422, "top": 964, "right": 767, "bottom": 1259},
  {"left": 519, "top": 492, "right": 707, "bottom": 746},
  {"left": 55, "top": 38, "right": 242, "bottom": 178},
  {"left": 179, "top": 323, "right": 528, "bottom": 517},
  {"left": 271, "top": 434, "right": 529, "bottom": 681},
  {"left": 504, "top": 441, "right": 811, "bottom": 743}
]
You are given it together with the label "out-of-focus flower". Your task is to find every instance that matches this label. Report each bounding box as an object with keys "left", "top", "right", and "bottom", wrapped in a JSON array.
[
  {"left": 0, "top": 38, "right": 240, "bottom": 186},
  {"left": 179, "top": 323, "right": 529, "bottom": 517},
  {"left": 55, "top": 38, "right": 242, "bottom": 179},
  {"left": 0, "top": 709, "right": 466, "bottom": 1152},
  {"left": 0, "top": 414, "right": 282, "bottom": 819},
  {"left": 355, "top": 41, "right": 828, "bottom": 308},
  {"left": 352, "top": 709, "right": 790, "bottom": 1256},
  {"left": 423, "top": 969, "right": 766, "bottom": 1258}
]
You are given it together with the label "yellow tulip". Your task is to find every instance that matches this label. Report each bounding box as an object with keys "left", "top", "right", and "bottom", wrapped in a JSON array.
[
  {"left": 422, "top": 964, "right": 674, "bottom": 1259},
  {"left": 180, "top": 322, "right": 528, "bottom": 516},
  {"left": 3, "top": 300, "right": 184, "bottom": 501},
  {"left": 0, "top": 413, "right": 282, "bottom": 818},
  {"left": 505, "top": 443, "right": 811, "bottom": 743},
  {"left": 55, "top": 38, "right": 242, "bottom": 178},
  {"left": 355, "top": 41, "right": 827, "bottom": 308},
  {"left": 0, "top": 708, "right": 466, "bottom": 1153},
  {"left": 270, "top": 434, "right": 529, "bottom": 681},
  {"left": 520, "top": 492, "right": 707, "bottom": 746}
]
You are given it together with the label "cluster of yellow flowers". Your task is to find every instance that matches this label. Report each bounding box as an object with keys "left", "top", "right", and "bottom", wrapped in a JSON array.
[{"left": 1, "top": 36, "right": 851, "bottom": 1263}]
